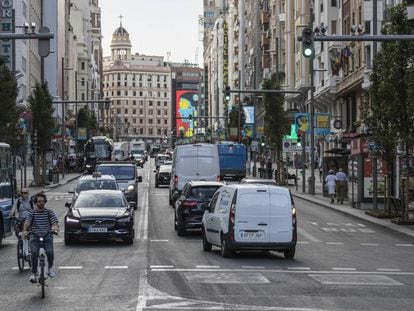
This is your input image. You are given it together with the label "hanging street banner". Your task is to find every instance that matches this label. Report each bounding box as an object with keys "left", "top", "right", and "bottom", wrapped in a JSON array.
[{"left": 294, "top": 112, "right": 331, "bottom": 136}]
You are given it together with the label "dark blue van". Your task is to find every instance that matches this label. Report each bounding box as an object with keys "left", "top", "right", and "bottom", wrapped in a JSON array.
[{"left": 216, "top": 142, "right": 247, "bottom": 180}]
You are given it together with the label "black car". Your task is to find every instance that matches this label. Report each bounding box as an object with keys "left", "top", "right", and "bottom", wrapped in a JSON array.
[
  {"left": 64, "top": 190, "right": 135, "bottom": 245},
  {"left": 154, "top": 164, "right": 172, "bottom": 187},
  {"left": 174, "top": 181, "right": 225, "bottom": 236}
]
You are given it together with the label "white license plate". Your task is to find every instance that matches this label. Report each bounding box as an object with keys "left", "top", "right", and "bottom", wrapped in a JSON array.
[
  {"left": 239, "top": 231, "right": 264, "bottom": 239},
  {"left": 88, "top": 227, "right": 107, "bottom": 233}
]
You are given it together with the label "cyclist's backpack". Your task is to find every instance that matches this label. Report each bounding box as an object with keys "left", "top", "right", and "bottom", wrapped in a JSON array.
[{"left": 17, "top": 198, "right": 34, "bottom": 214}]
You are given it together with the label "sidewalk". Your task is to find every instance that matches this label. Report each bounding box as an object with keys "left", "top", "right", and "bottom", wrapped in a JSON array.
[
  {"left": 247, "top": 162, "right": 414, "bottom": 238},
  {"left": 15, "top": 165, "right": 83, "bottom": 195}
]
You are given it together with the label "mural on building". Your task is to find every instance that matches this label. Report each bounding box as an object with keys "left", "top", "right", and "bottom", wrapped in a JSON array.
[{"left": 176, "top": 90, "right": 198, "bottom": 137}]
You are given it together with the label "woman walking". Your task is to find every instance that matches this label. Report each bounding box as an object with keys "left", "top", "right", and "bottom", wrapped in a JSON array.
[{"left": 325, "top": 170, "right": 337, "bottom": 204}]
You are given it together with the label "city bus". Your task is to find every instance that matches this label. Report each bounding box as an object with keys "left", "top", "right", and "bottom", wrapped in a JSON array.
[
  {"left": 84, "top": 136, "right": 114, "bottom": 173},
  {"left": 0, "top": 142, "right": 13, "bottom": 245}
]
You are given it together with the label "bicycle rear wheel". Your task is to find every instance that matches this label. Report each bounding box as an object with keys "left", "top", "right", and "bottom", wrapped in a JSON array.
[
  {"left": 40, "top": 260, "right": 45, "bottom": 298},
  {"left": 17, "top": 239, "right": 24, "bottom": 272}
]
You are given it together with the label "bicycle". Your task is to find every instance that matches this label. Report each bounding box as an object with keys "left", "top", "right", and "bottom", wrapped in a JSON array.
[
  {"left": 28, "top": 231, "right": 58, "bottom": 299},
  {"left": 10, "top": 217, "right": 31, "bottom": 272}
]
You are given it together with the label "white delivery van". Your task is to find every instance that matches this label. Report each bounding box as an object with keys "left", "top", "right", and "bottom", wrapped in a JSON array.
[
  {"left": 169, "top": 143, "right": 220, "bottom": 205},
  {"left": 202, "top": 184, "right": 297, "bottom": 259},
  {"left": 112, "top": 142, "right": 130, "bottom": 161}
]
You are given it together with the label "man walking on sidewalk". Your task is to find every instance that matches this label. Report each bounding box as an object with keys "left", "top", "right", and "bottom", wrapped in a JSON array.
[{"left": 335, "top": 168, "right": 348, "bottom": 204}]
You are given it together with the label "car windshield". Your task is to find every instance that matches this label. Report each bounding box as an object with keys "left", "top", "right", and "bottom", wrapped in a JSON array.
[
  {"left": 189, "top": 186, "right": 220, "bottom": 201},
  {"left": 75, "top": 194, "right": 127, "bottom": 208},
  {"left": 97, "top": 166, "right": 135, "bottom": 180},
  {"left": 78, "top": 180, "right": 117, "bottom": 192}
]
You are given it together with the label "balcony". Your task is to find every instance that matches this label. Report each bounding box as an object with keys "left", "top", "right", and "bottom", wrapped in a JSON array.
[{"left": 261, "top": 12, "right": 270, "bottom": 25}]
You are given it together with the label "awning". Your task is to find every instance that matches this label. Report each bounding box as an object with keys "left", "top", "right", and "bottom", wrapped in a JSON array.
[{"left": 325, "top": 148, "right": 350, "bottom": 155}]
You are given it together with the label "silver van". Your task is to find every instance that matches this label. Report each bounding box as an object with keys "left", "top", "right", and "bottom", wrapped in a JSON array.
[{"left": 169, "top": 144, "right": 220, "bottom": 205}]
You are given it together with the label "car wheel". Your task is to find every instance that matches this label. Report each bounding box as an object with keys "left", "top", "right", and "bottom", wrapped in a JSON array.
[
  {"left": 174, "top": 214, "right": 177, "bottom": 231},
  {"left": 202, "top": 229, "right": 212, "bottom": 251},
  {"left": 177, "top": 219, "right": 186, "bottom": 236},
  {"left": 221, "top": 235, "right": 232, "bottom": 258},
  {"left": 284, "top": 247, "right": 296, "bottom": 259},
  {"left": 125, "top": 232, "right": 134, "bottom": 245}
]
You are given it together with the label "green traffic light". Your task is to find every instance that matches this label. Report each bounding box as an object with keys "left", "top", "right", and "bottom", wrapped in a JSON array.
[{"left": 303, "top": 47, "right": 314, "bottom": 58}]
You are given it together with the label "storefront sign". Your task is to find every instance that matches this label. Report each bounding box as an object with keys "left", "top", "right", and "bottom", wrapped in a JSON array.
[{"left": 0, "top": 0, "right": 14, "bottom": 70}]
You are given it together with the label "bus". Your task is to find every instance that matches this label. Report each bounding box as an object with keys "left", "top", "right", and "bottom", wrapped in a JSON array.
[
  {"left": 0, "top": 142, "right": 13, "bottom": 245},
  {"left": 216, "top": 142, "right": 247, "bottom": 180},
  {"left": 84, "top": 136, "right": 114, "bottom": 173}
]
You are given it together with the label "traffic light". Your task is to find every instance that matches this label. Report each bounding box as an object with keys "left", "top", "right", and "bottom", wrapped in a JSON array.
[
  {"left": 297, "top": 133, "right": 302, "bottom": 147},
  {"left": 260, "top": 136, "right": 266, "bottom": 147},
  {"left": 302, "top": 27, "right": 315, "bottom": 58},
  {"left": 224, "top": 86, "right": 231, "bottom": 101}
]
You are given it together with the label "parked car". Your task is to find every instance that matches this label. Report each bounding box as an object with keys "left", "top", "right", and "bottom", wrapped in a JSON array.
[
  {"left": 64, "top": 190, "right": 135, "bottom": 245},
  {"left": 95, "top": 162, "right": 142, "bottom": 208},
  {"left": 154, "top": 164, "right": 172, "bottom": 187},
  {"left": 174, "top": 181, "right": 225, "bottom": 236},
  {"left": 169, "top": 143, "right": 221, "bottom": 206},
  {"left": 202, "top": 184, "right": 297, "bottom": 259},
  {"left": 239, "top": 178, "right": 278, "bottom": 186},
  {"left": 68, "top": 172, "right": 118, "bottom": 201}
]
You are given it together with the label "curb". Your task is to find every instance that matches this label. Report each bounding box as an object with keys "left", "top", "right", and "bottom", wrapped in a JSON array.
[
  {"left": 291, "top": 192, "right": 414, "bottom": 239},
  {"left": 33, "top": 174, "right": 83, "bottom": 194}
]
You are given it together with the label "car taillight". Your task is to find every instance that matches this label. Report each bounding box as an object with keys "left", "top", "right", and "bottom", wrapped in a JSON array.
[
  {"left": 292, "top": 205, "right": 297, "bottom": 242},
  {"left": 216, "top": 175, "right": 221, "bottom": 181},
  {"left": 174, "top": 175, "right": 178, "bottom": 186},
  {"left": 229, "top": 203, "right": 235, "bottom": 241},
  {"left": 182, "top": 200, "right": 198, "bottom": 209}
]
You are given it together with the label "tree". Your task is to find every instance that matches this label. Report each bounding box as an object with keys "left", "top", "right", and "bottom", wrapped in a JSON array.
[
  {"left": 361, "top": 3, "right": 414, "bottom": 201},
  {"left": 0, "top": 59, "right": 19, "bottom": 148},
  {"left": 262, "top": 73, "right": 290, "bottom": 183},
  {"left": 28, "top": 81, "right": 55, "bottom": 185},
  {"left": 228, "top": 103, "right": 246, "bottom": 141}
]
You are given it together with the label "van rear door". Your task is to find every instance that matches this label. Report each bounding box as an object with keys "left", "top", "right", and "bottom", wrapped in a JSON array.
[
  {"left": 234, "top": 189, "right": 270, "bottom": 243},
  {"left": 269, "top": 190, "right": 293, "bottom": 243}
]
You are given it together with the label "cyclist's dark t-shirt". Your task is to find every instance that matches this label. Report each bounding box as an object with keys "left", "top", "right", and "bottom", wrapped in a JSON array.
[{"left": 26, "top": 209, "right": 58, "bottom": 237}]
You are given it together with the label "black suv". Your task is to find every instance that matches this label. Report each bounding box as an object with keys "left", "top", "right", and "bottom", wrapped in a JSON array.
[
  {"left": 174, "top": 181, "right": 225, "bottom": 236},
  {"left": 95, "top": 162, "right": 142, "bottom": 208},
  {"left": 154, "top": 164, "right": 172, "bottom": 187}
]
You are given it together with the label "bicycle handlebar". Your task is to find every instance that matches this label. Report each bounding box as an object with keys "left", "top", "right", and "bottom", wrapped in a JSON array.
[{"left": 28, "top": 231, "right": 59, "bottom": 239}]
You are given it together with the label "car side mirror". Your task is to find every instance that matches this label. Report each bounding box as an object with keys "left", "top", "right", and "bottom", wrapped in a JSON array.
[
  {"left": 137, "top": 176, "right": 143, "bottom": 182},
  {"left": 65, "top": 202, "right": 72, "bottom": 209}
]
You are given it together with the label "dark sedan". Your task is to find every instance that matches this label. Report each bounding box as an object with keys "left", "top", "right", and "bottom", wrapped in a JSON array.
[
  {"left": 154, "top": 164, "right": 172, "bottom": 187},
  {"left": 174, "top": 181, "right": 225, "bottom": 236},
  {"left": 64, "top": 190, "right": 135, "bottom": 245}
]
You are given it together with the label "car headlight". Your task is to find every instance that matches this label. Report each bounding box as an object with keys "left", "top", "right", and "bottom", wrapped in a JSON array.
[
  {"left": 127, "top": 185, "right": 135, "bottom": 192},
  {"left": 117, "top": 217, "right": 131, "bottom": 223},
  {"left": 66, "top": 216, "right": 80, "bottom": 223},
  {"left": 86, "top": 164, "right": 91, "bottom": 168}
]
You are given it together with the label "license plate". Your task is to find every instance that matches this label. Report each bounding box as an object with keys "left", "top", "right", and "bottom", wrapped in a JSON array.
[
  {"left": 88, "top": 227, "right": 107, "bottom": 233},
  {"left": 239, "top": 231, "right": 264, "bottom": 239}
]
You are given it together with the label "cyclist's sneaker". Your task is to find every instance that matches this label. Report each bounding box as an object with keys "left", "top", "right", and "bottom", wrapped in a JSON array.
[
  {"left": 48, "top": 267, "right": 56, "bottom": 278},
  {"left": 29, "top": 273, "right": 37, "bottom": 283}
]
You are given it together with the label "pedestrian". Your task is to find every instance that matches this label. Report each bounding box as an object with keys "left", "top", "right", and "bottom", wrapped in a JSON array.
[
  {"left": 335, "top": 168, "right": 348, "bottom": 204},
  {"left": 325, "top": 169, "right": 337, "bottom": 204},
  {"left": 266, "top": 157, "right": 273, "bottom": 179},
  {"left": 319, "top": 167, "right": 323, "bottom": 183},
  {"left": 16, "top": 154, "right": 22, "bottom": 170}
]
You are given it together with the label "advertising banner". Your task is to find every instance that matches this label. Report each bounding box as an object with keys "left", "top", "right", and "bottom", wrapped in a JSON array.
[
  {"left": 176, "top": 90, "right": 199, "bottom": 138},
  {"left": 0, "top": 0, "right": 14, "bottom": 71},
  {"left": 363, "top": 157, "right": 387, "bottom": 198},
  {"left": 78, "top": 128, "right": 87, "bottom": 140},
  {"left": 315, "top": 113, "right": 331, "bottom": 135}
]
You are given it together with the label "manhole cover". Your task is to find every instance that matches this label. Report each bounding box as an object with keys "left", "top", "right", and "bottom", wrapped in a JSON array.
[
  {"left": 309, "top": 274, "right": 403, "bottom": 286},
  {"left": 184, "top": 272, "right": 270, "bottom": 284}
]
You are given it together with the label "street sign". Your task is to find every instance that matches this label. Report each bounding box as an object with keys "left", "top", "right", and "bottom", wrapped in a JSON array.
[{"left": 251, "top": 141, "right": 259, "bottom": 152}]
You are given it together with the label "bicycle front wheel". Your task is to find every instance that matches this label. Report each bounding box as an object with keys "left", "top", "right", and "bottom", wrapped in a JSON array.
[
  {"left": 17, "top": 239, "right": 24, "bottom": 272},
  {"left": 40, "top": 260, "right": 45, "bottom": 299}
]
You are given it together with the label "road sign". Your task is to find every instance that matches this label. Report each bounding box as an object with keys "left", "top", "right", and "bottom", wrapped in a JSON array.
[{"left": 251, "top": 141, "right": 259, "bottom": 152}]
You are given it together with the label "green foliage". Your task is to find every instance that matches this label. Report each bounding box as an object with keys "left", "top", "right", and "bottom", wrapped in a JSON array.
[
  {"left": 262, "top": 73, "right": 289, "bottom": 156},
  {"left": 228, "top": 104, "right": 246, "bottom": 128},
  {"left": 28, "top": 82, "right": 55, "bottom": 153},
  {"left": 0, "top": 59, "right": 19, "bottom": 148},
  {"left": 361, "top": 3, "right": 414, "bottom": 166}
]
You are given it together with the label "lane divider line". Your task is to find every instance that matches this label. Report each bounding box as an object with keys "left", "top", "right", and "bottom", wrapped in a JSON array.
[
  {"left": 325, "top": 242, "right": 344, "bottom": 245},
  {"left": 332, "top": 268, "right": 357, "bottom": 271},
  {"left": 287, "top": 267, "right": 311, "bottom": 270},
  {"left": 395, "top": 244, "right": 413, "bottom": 247},
  {"left": 360, "top": 243, "right": 379, "bottom": 246},
  {"left": 58, "top": 266, "right": 83, "bottom": 270},
  {"left": 241, "top": 266, "right": 265, "bottom": 269},
  {"left": 104, "top": 265, "right": 128, "bottom": 269},
  {"left": 377, "top": 268, "right": 401, "bottom": 272},
  {"left": 150, "top": 239, "right": 169, "bottom": 242},
  {"left": 195, "top": 265, "right": 220, "bottom": 269},
  {"left": 150, "top": 265, "right": 174, "bottom": 269}
]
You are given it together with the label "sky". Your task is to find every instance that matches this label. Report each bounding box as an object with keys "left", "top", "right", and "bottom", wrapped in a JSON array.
[{"left": 99, "top": 0, "right": 204, "bottom": 66}]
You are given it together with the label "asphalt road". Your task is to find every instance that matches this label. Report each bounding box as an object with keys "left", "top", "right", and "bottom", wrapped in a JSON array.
[{"left": 1, "top": 159, "right": 413, "bottom": 311}]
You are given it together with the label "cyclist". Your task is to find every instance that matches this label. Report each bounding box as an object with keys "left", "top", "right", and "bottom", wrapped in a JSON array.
[
  {"left": 9, "top": 188, "right": 34, "bottom": 258},
  {"left": 23, "top": 193, "right": 59, "bottom": 283}
]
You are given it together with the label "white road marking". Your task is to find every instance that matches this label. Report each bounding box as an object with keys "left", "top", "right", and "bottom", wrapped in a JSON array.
[
  {"left": 287, "top": 267, "right": 311, "bottom": 270},
  {"left": 332, "top": 268, "right": 357, "bottom": 271},
  {"left": 310, "top": 274, "right": 403, "bottom": 286},
  {"left": 360, "top": 243, "right": 379, "bottom": 246},
  {"left": 196, "top": 265, "right": 220, "bottom": 269},
  {"left": 104, "top": 265, "right": 128, "bottom": 269},
  {"left": 377, "top": 269, "right": 401, "bottom": 272},
  {"left": 297, "top": 241, "right": 310, "bottom": 244},
  {"left": 142, "top": 190, "right": 149, "bottom": 240},
  {"left": 184, "top": 272, "right": 270, "bottom": 284},
  {"left": 321, "top": 228, "right": 339, "bottom": 232},
  {"left": 58, "top": 266, "right": 83, "bottom": 270},
  {"left": 241, "top": 266, "right": 265, "bottom": 269},
  {"left": 395, "top": 244, "right": 414, "bottom": 247},
  {"left": 150, "top": 265, "right": 174, "bottom": 269},
  {"left": 12, "top": 267, "right": 30, "bottom": 270},
  {"left": 325, "top": 242, "right": 344, "bottom": 245},
  {"left": 150, "top": 239, "right": 169, "bottom": 242}
]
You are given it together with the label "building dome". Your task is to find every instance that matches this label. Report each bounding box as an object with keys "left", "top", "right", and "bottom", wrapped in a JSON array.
[{"left": 113, "top": 25, "right": 129, "bottom": 36}]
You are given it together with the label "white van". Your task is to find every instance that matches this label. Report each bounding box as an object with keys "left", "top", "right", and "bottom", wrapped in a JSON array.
[
  {"left": 201, "top": 184, "right": 297, "bottom": 259},
  {"left": 169, "top": 144, "right": 220, "bottom": 205}
]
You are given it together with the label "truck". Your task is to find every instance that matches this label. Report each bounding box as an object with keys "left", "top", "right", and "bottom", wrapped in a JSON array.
[
  {"left": 216, "top": 142, "right": 247, "bottom": 180},
  {"left": 149, "top": 144, "right": 161, "bottom": 158},
  {"left": 112, "top": 141, "right": 130, "bottom": 161},
  {"left": 130, "top": 141, "right": 147, "bottom": 161},
  {"left": 0, "top": 142, "right": 14, "bottom": 245}
]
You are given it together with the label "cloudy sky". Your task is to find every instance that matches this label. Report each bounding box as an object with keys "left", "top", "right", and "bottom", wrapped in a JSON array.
[{"left": 99, "top": 0, "right": 204, "bottom": 66}]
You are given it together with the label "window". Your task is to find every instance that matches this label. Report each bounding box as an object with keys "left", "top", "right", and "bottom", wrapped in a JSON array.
[
  {"left": 117, "top": 100, "right": 121, "bottom": 105},
  {"left": 331, "top": 20, "right": 337, "bottom": 35},
  {"left": 81, "top": 62, "right": 85, "bottom": 70},
  {"left": 149, "top": 110, "right": 153, "bottom": 115},
  {"left": 157, "top": 92, "right": 161, "bottom": 97},
  {"left": 117, "top": 90, "right": 121, "bottom": 96},
  {"left": 164, "top": 119, "right": 168, "bottom": 125},
  {"left": 140, "top": 119, "right": 143, "bottom": 124},
  {"left": 164, "top": 102, "right": 168, "bottom": 107},
  {"left": 365, "top": 21, "right": 371, "bottom": 34},
  {"left": 124, "top": 82, "right": 127, "bottom": 86},
  {"left": 124, "top": 109, "right": 128, "bottom": 114},
  {"left": 157, "top": 119, "right": 161, "bottom": 124},
  {"left": 133, "top": 119, "right": 137, "bottom": 124},
  {"left": 124, "top": 91, "right": 128, "bottom": 96},
  {"left": 133, "top": 109, "right": 136, "bottom": 114},
  {"left": 149, "top": 119, "right": 153, "bottom": 124},
  {"left": 157, "top": 129, "right": 162, "bottom": 135},
  {"left": 139, "top": 109, "right": 143, "bottom": 114},
  {"left": 140, "top": 128, "right": 144, "bottom": 135},
  {"left": 164, "top": 110, "right": 168, "bottom": 116},
  {"left": 139, "top": 91, "right": 143, "bottom": 96},
  {"left": 164, "top": 92, "right": 167, "bottom": 97},
  {"left": 81, "top": 78, "right": 85, "bottom": 86},
  {"left": 133, "top": 91, "right": 137, "bottom": 96},
  {"left": 157, "top": 110, "right": 161, "bottom": 115},
  {"left": 147, "top": 75, "right": 152, "bottom": 82},
  {"left": 149, "top": 101, "right": 153, "bottom": 106},
  {"left": 133, "top": 100, "right": 137, "bottom": 105},
  {"left": 331, "top": 0, "right": 337, "bottom": 6},
  {"left": 157, "top": 101, "right": 161, "bottom": 106},
  {"left": 117, "top": 108, "right": 121, "bottom": 114},
  {"left": 148, "top": 128, "right": 153, "bottom": 135}
]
